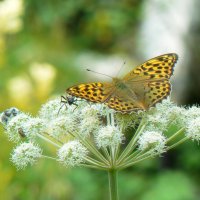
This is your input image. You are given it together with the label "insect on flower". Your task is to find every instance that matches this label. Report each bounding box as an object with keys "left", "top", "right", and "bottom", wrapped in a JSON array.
[{"left": 57, "top": 94, "right": 78, "bottom": 114}]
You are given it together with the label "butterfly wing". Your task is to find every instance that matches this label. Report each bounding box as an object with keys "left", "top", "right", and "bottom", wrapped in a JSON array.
[
  {"left": 104, "top": 86, "right": 145, "bottom": 113},
  {"left": 66, "top": 82, "right": 114, "bottom": 103},
  {"left": 105, "top": 53, "right": 178, "bottom": 113},
  {"left": 122, "top": 53, "right": 178, "bottom": 111},
  {"left": 124, "top": 53, "right": 178, "bottom": 81}
]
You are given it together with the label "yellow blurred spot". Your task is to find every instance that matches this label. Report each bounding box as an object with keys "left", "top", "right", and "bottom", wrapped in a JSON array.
[
  {"left": 0, "top": 0, "right": 23, "bottom": 34},
  {"left": 7, "top": 75, "right": 33, "bottom": 107},
  {"left": 0, "top": 37, "right": 5, "bottom": 68},
  {"left": 29, "top": 62, "right": 57, "bottom": 100}
]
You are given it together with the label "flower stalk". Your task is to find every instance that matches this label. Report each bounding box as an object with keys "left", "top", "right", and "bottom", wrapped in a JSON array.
[{"left": 108, "top": 169, "right": 119, "bottom": 200}]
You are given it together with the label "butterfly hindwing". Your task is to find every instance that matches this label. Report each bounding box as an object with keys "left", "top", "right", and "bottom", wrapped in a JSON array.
[
  {"left": 105, "top": 96, "right": 142, "bottom": 113},
  {"left": 143, "top": 80, "right": 171, "bottom": 108}
]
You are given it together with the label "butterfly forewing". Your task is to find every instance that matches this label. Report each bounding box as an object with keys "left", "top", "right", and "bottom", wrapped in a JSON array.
[
  {"left": 124, "top": 53, "right": 178, "bottom": 81},
  {"left": 67, "top": 82, "right": 113, "bottom": 103}
]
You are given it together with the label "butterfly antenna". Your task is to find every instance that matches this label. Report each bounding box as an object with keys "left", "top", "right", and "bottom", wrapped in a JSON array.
[
  {"left": 116, "top": 61, "right": 126, "bottom": 77},
  {"left": 86, "top": 69, "right": 113, "bottom": 79}
]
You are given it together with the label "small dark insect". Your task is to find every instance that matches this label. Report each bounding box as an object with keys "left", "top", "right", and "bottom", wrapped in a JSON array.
[
  {"left": 0, "top": 107, "right": 20, "bottom": 125},
  {"left": 58, "top": 94, "right": 78, "bottom": 115},
  {"left": 0, "top": 107, "right": 26, "bottom": 138},
  {"left": 18, "top": 128, "right": 26, "bottom": 138},
  {"left": 61, "top": 95, "right": 78, "bottom": 106}
]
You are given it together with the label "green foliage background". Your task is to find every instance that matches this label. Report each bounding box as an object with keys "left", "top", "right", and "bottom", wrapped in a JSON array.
[{"left": 0, "top": 0, "right": 200, "bottom": 199}]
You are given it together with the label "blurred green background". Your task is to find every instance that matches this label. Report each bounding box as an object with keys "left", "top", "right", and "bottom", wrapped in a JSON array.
[{"left": 1, "top": 0, "right": 200, "bottom": 199}]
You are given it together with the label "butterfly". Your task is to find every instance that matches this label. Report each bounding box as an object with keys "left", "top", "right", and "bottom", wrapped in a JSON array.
[{"left": 66, "top": 53, "right": 178, "bottom": 113}]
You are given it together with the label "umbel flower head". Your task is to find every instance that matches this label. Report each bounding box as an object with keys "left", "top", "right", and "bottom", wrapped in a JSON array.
[
  {"left": 0, "top": 97, "right": 199, "bottom": 171},
  {"left": 137, "top": 131, "right": 166, "bottom": 154},
  {"left": 11, "top": 142, "right": 42, "bottom": 170},
  {"left": 58, "top": 140, "right": 88, "bottom": 167}
]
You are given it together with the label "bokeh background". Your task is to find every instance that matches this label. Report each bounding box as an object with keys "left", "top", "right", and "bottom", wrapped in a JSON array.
[{"left": 1, "top": 0, "right": 200, "bottom": 199}]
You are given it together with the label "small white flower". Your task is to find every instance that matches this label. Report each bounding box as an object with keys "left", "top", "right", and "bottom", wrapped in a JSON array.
[
  {"left": 11, "top": 142, "right": 42, "bottom": 170},
  {"left": 146, "top": 112, "right": 169, "bottom": 132},
  {"left": 39, "top": 98, "right": 79, "bottom": 118},
  {"left": 186, "top": 117, "right": 200, "bottom": 141},
  {"left": 80, "top": 105, "right": 99, "bottom": 118},
  {"left": 22, "top": 117, "right": 44, "bottom": 139},
  {"left": 45, "top": 116, "right": 76, "bottom": 139},
  {"left": 183, "top": 105, "right": 200, "bottom": 123},
  {"left": 95, "top": 125, "right": 124, "bottom": 148},
  {"left": 79, "top": 117, "right": 100, "bottom": 137},
  {"left": 6, "top": 113, "right": 31, "bottom": 142},
  {"left": 58, "top": 140, "right": 88, "bottom": 167},
  {"left": 39, "top": 99, "right": 64, "bottom": 120},
  {"left": 146, "top": 98, "right": 186, "bottom": 130},
  {"left": 89, "top": 103, "right": 112, "bottom": 116},
  {"left": 138, "top": 131, "right": 166, "bottom": 154}
]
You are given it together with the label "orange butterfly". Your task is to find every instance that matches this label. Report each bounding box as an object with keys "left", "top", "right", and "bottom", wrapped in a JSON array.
[{"left": 66, "top": 53, "right": 178, "bottom": 113}]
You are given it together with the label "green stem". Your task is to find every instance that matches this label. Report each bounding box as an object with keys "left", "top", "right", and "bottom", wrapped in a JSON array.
[
  {"left": 117, "top": 122, "right": 145, "bottom": 164},
  {"left": 167, "top": 137, "right": 188, "bottom": 150},
  {"left": 166, "top": 128, "right": 185, "bottom": 143},
  {"left": 84, "top": 156, "right": 108, "bottom": 168},
  {"left": 70, "top": 131, "right": 109, "bottom": 165},
  {"left": 80, "top": 164, "right": 107, "bottom": 170},
  {"left": 36, "top": 133, "right": 61, "bottom": 148},
  {"left": 108, "top": 170, "right": 119, "bottom": 200}
]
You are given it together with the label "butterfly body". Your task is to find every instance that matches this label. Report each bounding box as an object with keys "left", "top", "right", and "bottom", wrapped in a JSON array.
[{"left": 67, "top": 53, "right": 178, "bottom": 113}]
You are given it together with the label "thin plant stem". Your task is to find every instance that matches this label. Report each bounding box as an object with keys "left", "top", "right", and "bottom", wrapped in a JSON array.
[
  {"left": 84, "top": 156, "right": 108, "bottom": 168},
  {"left": 166, "top": 128, "right": 185, "bottom": 143},
  {"left": 119, "top": 136, "right": 189, "bottom": 170},
  {"left": 42, "top": 155, "right": 57, "bottom": 160},
  {"left": 120, "top": 149, "right": 143, "bottom": 164},
  {"left": 117, "top": 122, "right": 146, "bottom": 164},
  {"left": 80, "top": 164, "right": 108, "bottom": 171},
  {"left": 108, "top": 169, "right": 119, "bottom": 200},
  {"left": 36, "top": 133, "right": 61, "bottom": 148},
  {"left": 102, "top": 147, "right": 111, "bottom": 163},
  {"left": 69, "top": 131, "right": 109, "bottom": 165},
  {"left": 167, "top": 137, "right": 188, "bottom": 150}
]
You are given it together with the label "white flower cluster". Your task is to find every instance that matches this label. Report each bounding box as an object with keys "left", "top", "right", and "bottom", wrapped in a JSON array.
[
  {"left": 6, "top": 113, "right": 32, "bottom": 142},
  {"left": 138, "top": 131, "right": 166, "bottom": 154},
  {"left": 11, "top": 142, "right": 42, "bottom": 170},
  {"left": 186, "top": 117, "right": 200, "bottom": 141},
  {"left": 95, "top": 125, "right": 124, "bottom": 148},
  {"left": 145, "top": 98, "right": 186, "bottom": 132},
  {"left": 1, "top": 96, "right": 200, "bottom": 170},
  {"left": 58, "top": 141, "right": 88, "bottom": 167}
]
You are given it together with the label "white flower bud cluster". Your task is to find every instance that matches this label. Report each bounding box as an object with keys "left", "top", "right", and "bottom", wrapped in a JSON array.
[
  {"left": 138, "top": 131, "right": 166, "bottom": 154},
  {"left": 186, "top": 117, "right": 200, "bottom": 141},
  {"left": 6, "top": 113, "right": 32, "bottom": 142},
  {"left": 95, "top": 125, "right": 124, "bottom": 148},
  {"left": 145, "top": 98, "right": 186, "bottom": 131},
  {"left": 11, "top": 142, "right": 42, "bottom": 170},
  {"left": 2, "top": 96, "right": 200, "bottom": 171},
  {"left": 58, "top": 140, "right": 88, "bottom": 167}
]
